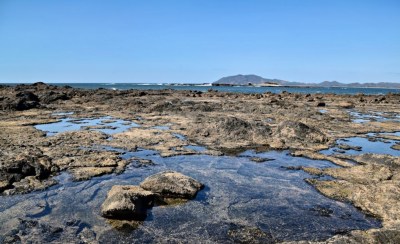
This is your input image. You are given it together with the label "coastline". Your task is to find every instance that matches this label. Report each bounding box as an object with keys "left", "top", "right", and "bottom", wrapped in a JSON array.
[{"left": 2, "top": 82, "right": 400, "bottom": 95}]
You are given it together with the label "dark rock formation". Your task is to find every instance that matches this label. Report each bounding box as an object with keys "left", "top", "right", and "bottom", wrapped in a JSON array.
[
  {"left": 39, "top": 91, "right": 70, "bottom": 104},
  {"left": 0, "top": 153, "right": 56, "bottom": 193}
]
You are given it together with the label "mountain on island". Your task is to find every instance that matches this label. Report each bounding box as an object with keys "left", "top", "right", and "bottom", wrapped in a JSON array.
[
  {"left": 212, "top": 74, "right": 400, "bottom": 89},
  {"left": 213, "top": 74, "right": 287, "bottom": 86}
]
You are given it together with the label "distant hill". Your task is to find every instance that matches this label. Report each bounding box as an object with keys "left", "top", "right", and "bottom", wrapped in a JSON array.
[
  {"left": 213, "top": 75, "right": 287, "bottom": 86},
  {"left": 212, "top": 74, "right": 400, "bottom": 88}
]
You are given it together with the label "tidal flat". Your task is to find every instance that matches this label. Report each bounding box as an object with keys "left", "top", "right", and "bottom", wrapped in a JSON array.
[{"left": 1, "top": 83, "right": 400, "bottom": 243}]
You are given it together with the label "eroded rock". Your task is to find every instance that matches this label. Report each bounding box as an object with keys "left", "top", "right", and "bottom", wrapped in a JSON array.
[
  {"left": 140, "top": 171, "right": 204, "bottom": 199},
  {"left": 272, "top": 121, "right": 329, "bottom": 149},
  {"left": 101, "top": 185, "right": 155, "bottom": 220}
]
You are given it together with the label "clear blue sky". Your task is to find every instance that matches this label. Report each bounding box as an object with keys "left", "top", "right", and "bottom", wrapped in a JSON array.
[{"left": 0, "top": 0, "right": 399, "bottom": 83}]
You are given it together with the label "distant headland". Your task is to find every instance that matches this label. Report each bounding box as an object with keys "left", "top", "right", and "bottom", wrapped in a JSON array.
[{"left": 212, "top": 74, "right": 400, "bottom": 89}]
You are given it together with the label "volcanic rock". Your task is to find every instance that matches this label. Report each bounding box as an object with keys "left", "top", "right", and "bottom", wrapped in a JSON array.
[
  {"left": 140, "top": 171, "right": 204, "bottom": 199},
  {"left": 101, "top": 185, "right": 155, "bottom": 220}
]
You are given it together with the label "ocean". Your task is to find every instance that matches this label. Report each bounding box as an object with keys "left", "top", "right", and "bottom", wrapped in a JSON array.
[{"left": 3, "top": 83, "right": 400, "bottom": 95}]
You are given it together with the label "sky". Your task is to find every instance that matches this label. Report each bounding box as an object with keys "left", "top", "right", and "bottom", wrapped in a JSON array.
[{"left": 0, "top": 0, "right": 399, "bottom": 84}]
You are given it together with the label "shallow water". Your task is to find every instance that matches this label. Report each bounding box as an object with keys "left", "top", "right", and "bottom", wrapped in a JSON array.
[
  {"left": 152, "top": 125, "right": 171, "bottom": 131},
  {"left": 34, "top": 116, "right": 139, "bottom": 136},
  {"left": 185, "top": 145, "right": 208, "bottom": 152},
  {"left": 0, "top": 118, "right": 385, "bottom": 242},
  {"left": 377, "top": 131, "right": 400, "bottom": 137},
  {"left": 319, "top": 109, "right": 327, "bottom": 114},
  {"left": 321, "top": 136, "right": 400, "bottom": 156},
  {"left": 0, "top": 147, "right": 381, "bottom": 242},
  {"left": 52, "top": 111, "right": 75, "bottom": 116},
  {"left": 172, "top": 133, "right": 187, "bottom": 141},
  {"left": 349, "top": 110, "right": 400, "bottom": 124}
]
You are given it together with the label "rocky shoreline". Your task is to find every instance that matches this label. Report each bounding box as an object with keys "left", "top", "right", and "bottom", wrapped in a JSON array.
[{"left": 1, "top": 83, "right": 400, "bottom": 243}]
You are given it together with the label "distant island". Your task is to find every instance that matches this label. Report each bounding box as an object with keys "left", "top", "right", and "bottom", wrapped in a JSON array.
[{"left": 212, "top": 74, "right": 400, "bottom": 89}]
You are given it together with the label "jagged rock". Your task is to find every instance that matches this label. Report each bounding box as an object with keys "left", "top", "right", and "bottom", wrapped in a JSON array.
[
  {"left": 273, "top": 120, "right": 328, "bottom": 145},
  {"left": 338, "top": 143, "right": 362, "bottom": 151},
  {"left": 0, "top": 154, "right": 55, "bottom": 194},
  {"left": 39, "top": 91, "right": 70, "bottom": 104},
  {"left": 140, "top": 171, "right": 204, "bottom": 199},
  {"left": 101, "top": 185, "right": 155, "bottom": 220},
  {"left": 187, "top": 116, "right": 271, "bottom": 148},
  {"left": 0, "top": 91, "right": 40, "bottom": 111}
]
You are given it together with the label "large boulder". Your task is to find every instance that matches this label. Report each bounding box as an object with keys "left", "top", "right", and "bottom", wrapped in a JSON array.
[
  {"left": 101, "top": 185, "right": 155, "bottom": 220},
  {"left": 140, "top": 171, "right": 204, "bottom": 199}
]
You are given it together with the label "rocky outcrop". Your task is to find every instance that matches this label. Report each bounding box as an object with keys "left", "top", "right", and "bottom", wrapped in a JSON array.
[
  {"left": 271, "top": 121, "right": 328, "bottom": 149},
  {"left": 140, "top": 171, "right": 204, "bottom": 199},
  {"left": 187, "top": 116, "right": 271, "bottom": 149},
  {"left": 0, "top": 152, "right": 57, "bottom": 194},
  {"left": 0, "top": 83, "right": 73, "bottom": 111},
  {"left": 39, "top": 91, "right": 70, "bottom": 104},
  {"left": 0, "top": 91, "right": 40, "bottom": 111},
  {"left": 101, "top": 185, "right": 155, "bottom": 220},
  {"left": 299, "top": 152, "right": 400, "bottom": 243}
]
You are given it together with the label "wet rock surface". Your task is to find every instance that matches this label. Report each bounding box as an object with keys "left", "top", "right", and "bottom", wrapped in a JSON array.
[
  {"left": 101, "top": 171, "right": 203, "bottom": 221},
  {"left": 228, "top": 225, "right": 275, "bottom": 244},
  {"left": 0, "top": 218, "right": 96, "bottom": 244},
  {"left": 0, "top": 83, "right": 400, "bottom": 242},
  {"left": 140, "top": 170, "right": 204, "bottom": 199},
  {"left": 0, "top": 150, "right": 382, "bottom": 243},
  {"left": 101, "top": 185, "right": 155, "bottom": 220}
]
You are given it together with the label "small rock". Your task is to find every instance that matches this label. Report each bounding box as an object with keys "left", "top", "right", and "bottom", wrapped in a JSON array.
[
  {"left": 310, "top": 205, "right": 334, "bottom": 217},
  {"left": 140, "top": 171, "right": 204, "bottom": 199},
  {"left": 101, "top": 185, "right": 155, "bottom": 220},
  {"left": 391, "top": 144, "right": 400, "bottom": 151},
  {"left": 338, "top": 143, "right": 362, "bottom": 151},
  {"left": 228, "top": 225, "right": 274, "bottom": 244},
  {"left": 338, "top": 101, "right": 354, "bottom": 109},
  {"left": 333, "top": 148, "right": 346, "bottom": 153},
  {"left": 250, "top": 157, "right": 274, "bottom": 163}
]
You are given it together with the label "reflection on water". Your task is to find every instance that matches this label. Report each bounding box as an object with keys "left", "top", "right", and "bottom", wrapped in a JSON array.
[
  {"left": 172, "top": 133, "right": 187, "bottom": 141},
  {"left": 152, "top": 125, "right": 170, "bottom": 131},
  {"left": 321, "top": 136, "right": 400, "bottom": 156},
  {"left": 185, "top": 145, "right": 207, "bottom": 152},
  {"left": 34, "top": 116, "right": 139, "bottom": 136},
  {"left": 349, "top": 110, "right": 400, "bottom": 124}
]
